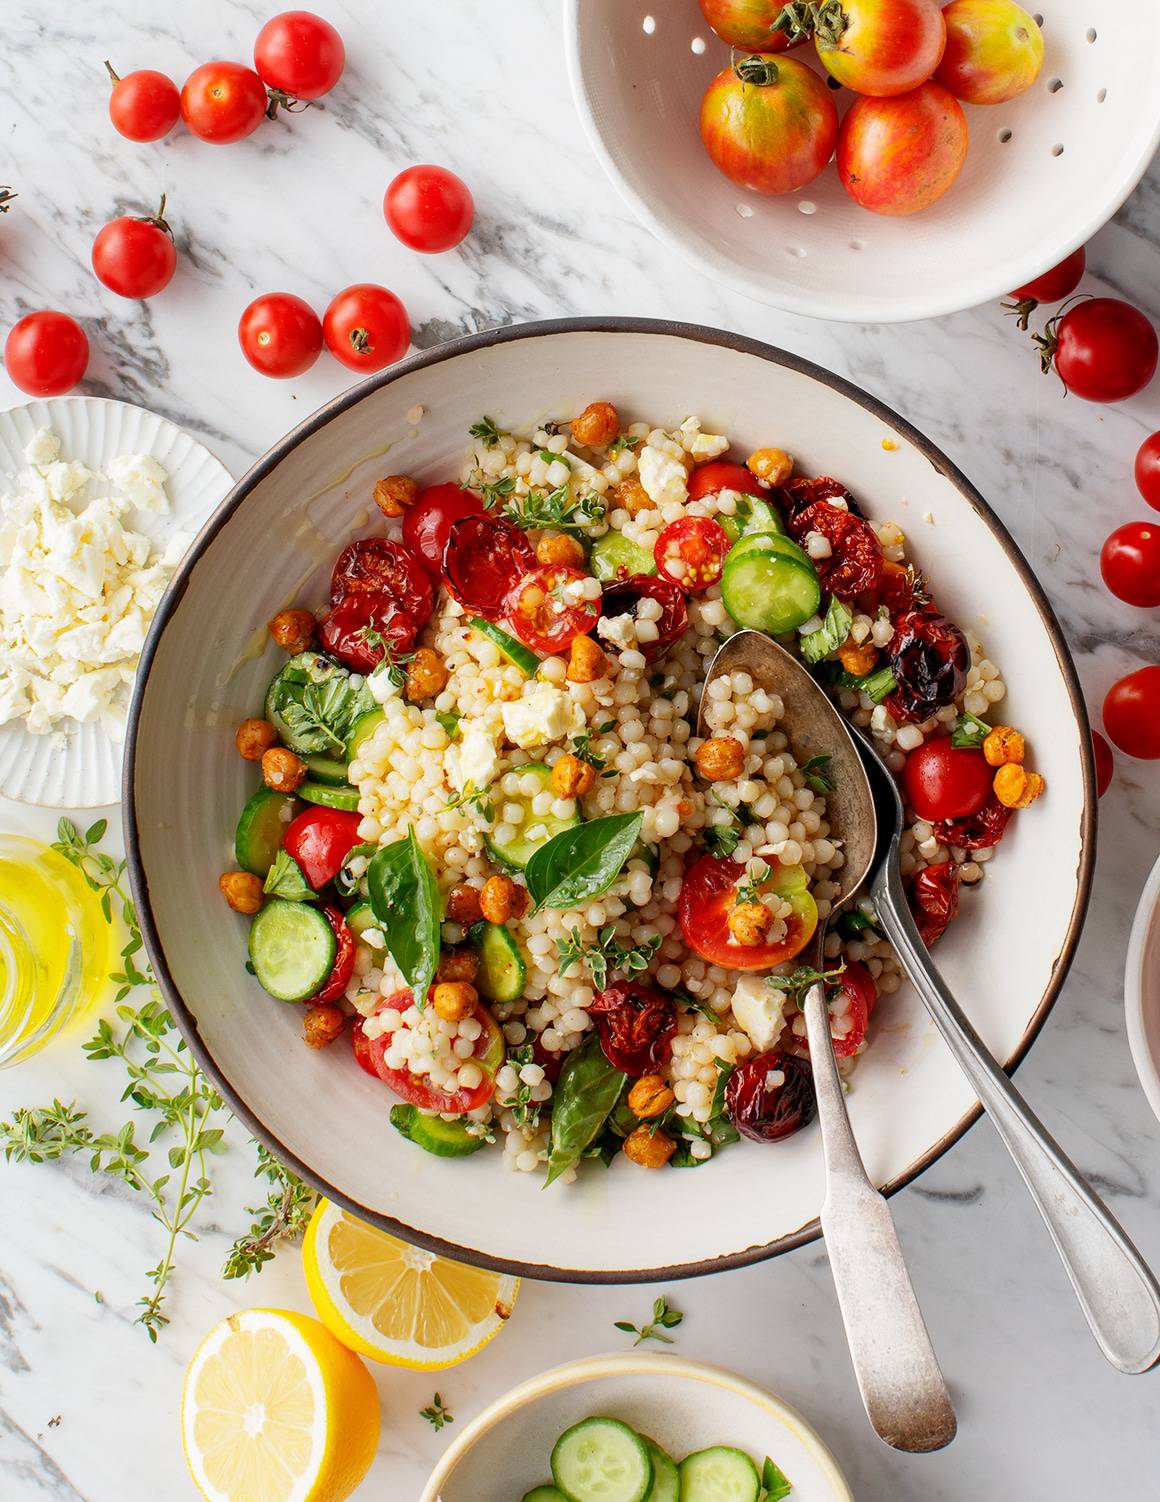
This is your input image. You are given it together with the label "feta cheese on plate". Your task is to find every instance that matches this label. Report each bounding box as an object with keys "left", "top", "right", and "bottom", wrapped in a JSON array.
[{"left": 501, "top": 683, "right": 584, "bottom": 749}]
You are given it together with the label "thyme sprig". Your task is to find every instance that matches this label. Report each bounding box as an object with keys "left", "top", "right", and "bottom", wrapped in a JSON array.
[
  {"left": 420, "top": 1393, "right": 454, "bottom": 1431},
  {"left": 501, "top": 483, "right": 606, "bottom": 535},
  {"left": 766, "top": 960, "right": 848, "bottom": 1009},
  {"left": 614, "top": 1295, "right": 684, "bottom": 1346},
  {"left": 221, "top": 1146, "right": 320, "bottom": 1279},
  {"left": 556, "top": 925, "right": 662, "bottom": 992},
  {"left": 442, "top": 779, "right": 495, "bottom": 822}
]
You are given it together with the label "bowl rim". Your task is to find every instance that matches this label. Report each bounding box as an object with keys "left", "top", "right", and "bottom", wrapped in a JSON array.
[
  {"left": 1125, "top": 850, "right": 1160, "bottom": 1126},
  {"left": 417, "top": 1352, "right": 855, "bottom": 1502},
  {"left": 123, "top": 315, "right": 1097, "bottom": 1283},
  {"left": 561, "top": 2, "right": 1160, "bottom": 323}
]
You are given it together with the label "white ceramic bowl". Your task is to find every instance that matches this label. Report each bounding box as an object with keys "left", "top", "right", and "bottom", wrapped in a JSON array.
[
  {"left": 1126, "top": 851, "right": 1160, "bottom": 1126},
  {"left": 125, "top": 319, "right": 1095, "bottom": 1280},
  {"left": 564, "top": 2, "right": 1160, "bottom": 321},
  {"left": 420, "top": 1355, "right": 853, "bottom": 1502}
]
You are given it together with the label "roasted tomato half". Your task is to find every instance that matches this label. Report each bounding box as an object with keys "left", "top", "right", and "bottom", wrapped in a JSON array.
[
  {"left": 886, "top": 608, "right": 969, "bottom": 724},
  {"left": 787, "top": 498, "right": 883, "bottom": 601},
  {"left": 506, "top": 564, "right": 600, "bottom": 653},
  {"left": 908, "top": 860, "right": 960, "bottom": 946},
  {"left": 283, "top": 807, "right": 364, "bottom": 889},
  {"left": 932, "top": 795, "right": 1012, "bottom": 851},
  {"left": 679, "top": 855, "right": 818, "bottom": 971},
  {"left": 827, "top": 961, "right": 877, "bottom": 1058},
  {"left": 352, "top": 989, "right": 504, "bottom": 1114},
  {"left": 310, "top": 905, "right": 356, "bottom": 1004},
  {"left": 443, "top": 514, "right": 536, "bottom": 617},
  {"left": 402, "top": 482, "right": 486, "bottom": 574},
  {"left": 330, "top": 537, "right": 434, "bottom": 625},
  {"left": 725, "top": 1050, "right": 816, "bottom": 1142},
  {"left": 599, "top": 575, "right": 688, "bottom": 663},
  {"left": 590, "top": 981, "right": 678, "bottom": 1077},
  {"left": 317, "top": 590, "right": 418, "bottom": 672}
]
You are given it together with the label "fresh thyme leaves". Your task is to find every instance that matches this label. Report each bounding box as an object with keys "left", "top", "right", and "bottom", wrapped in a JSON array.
[
  {"left": 480, "top": 474, "right": 517, "bottom": 505},
  {"left": 361, "top": 633, "right": 414, "bottom": 691},
  {"left": 951, "top": 709, "right": 990, "bottom": 749},
  {"left": 673, "top": 989, "right": 719, "bottom": 1022},
  {"left": 275, "top": 671, "right": 369, "bottom": 755},
  {"left": 801, "top": 753, "right": 834, "bottom": 794},
  {"left": 442, "top": 779, "right": 495, "bottom": 822},
  {"left": 735, "top": 859, "right": 771, "bottom": 906},
  {"left": 436, "top": 710, "right": 462, "bottom": 740},
  {"left": 51, "top": 819, "right": 147, "bottom": 998},
  {"left": 421, "top": 1393, "right": 454, "bottom": 1431},
  {"left": 703, "top": 791, "right": 755, "bottom": 860},
  {"left": 609, "top": 434, "right": 643, "bottom": 456},
  {"left": 538, "top": 448, "right": 571, "bottom": 469},
  {"left": 221, "top": 1146, "right": 320, "bottom": 1279},
  {"left": 556, "top": 925, "right": 662, "bottom": 992},
  {"left": 501, "top": 483, "right": 606, "bottom": 535},
  {"left": 766, "top": 961, "right": 848, "bottom": 1009},
  {"left": 469, "top": 415, "right": 503, "bottom": 447},
  {"left": 500, "top": 1044, "right": 542, "bottom": 1131},
  {"left": 571, "top": 720, "right": 616, "bottom": 770},
  {"left": 614, "top": 1295, "right": 684, "bottom": 1347}
]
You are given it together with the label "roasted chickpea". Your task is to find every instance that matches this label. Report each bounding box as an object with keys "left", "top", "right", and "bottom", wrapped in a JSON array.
[
  {"left": 567, "top": 634, "right": 607, "bottom": 684},
  {"left": 622, "top": 1125, "right": 676, "bottom": 1169},
  {"left": 551, "top": 753, "right": 596, "bottom": 799},
  {"left": 303, "top": 1003, "right": 345, "bottom": 1049},
  {"left": 446, "top": 883, "right": 484, "bottom": 926},
  {"left": 613, "top": 478, "right": 651, "bottom": 517},
  {"left": 436, "top": 947, "right": 480, "bottom": 984},
  {"left": 404, "top": 647, "right": 449, "bottom": 703},
  {"left": 267, "top": 608, "right": 316, "bottom": 655},
  {"left": 983, "top": 726, "right": 1025, "bottom": 768},
  {"left": 746, "top": 447, "right": 794, "bottom": 487},
  {"left": 432, "top": 981, "right": 478, "bottom": 1022},
  {"left": 373, "top": 473, "right": 418, "bottom": 518},
  {"left": 261, "top": 745, "right": 308, "bottom": 792},
  {"left": 219, "top": 871, "right": 264, "bottom": 915},
  {"left": 728, "top": 901, "right": 774, "bottom": 947},
  {"left": 627, "top": 1075, "right": 675, "bottom": 1120},
  {"left": 535, "top": 532, "right": 586, "bottom": 569},
  {"left": 695, "top": 735, "right": 746, "bottom": 782},
  {"left": 571, "top": 400, "right": 620, "bottom": 448},
  {"left": 993, "top": 764, "right": 1045, "bottom": 809},
  {"left": 235, "top": 717, "right": 278, "bottom": 761},
  {"left": 836, "top": 638, "right": 879, "bottom": 677},
  {"left": 480, "top": 874, "right": 529, "bottom": 924}
]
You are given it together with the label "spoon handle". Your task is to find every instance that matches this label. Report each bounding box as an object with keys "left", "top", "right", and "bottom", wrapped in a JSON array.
[
  {"left": 873, "top": 858, "right": 1160, "bottom": 1375},
  {"left": 803, "top": 983, "right": 957, "bottom": 1452}
]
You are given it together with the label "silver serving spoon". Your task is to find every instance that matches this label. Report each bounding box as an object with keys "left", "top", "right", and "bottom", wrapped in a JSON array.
[{"left": 699, "top": 631, "right": 957, "bottom": 1453}]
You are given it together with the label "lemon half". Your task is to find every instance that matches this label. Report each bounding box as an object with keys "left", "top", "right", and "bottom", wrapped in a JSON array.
[{"left": 302, "top": 1198, "right": 519, "bottom": 1370}]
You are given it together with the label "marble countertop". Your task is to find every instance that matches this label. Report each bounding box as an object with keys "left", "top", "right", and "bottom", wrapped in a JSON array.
[{"left": 3, "top": 3, "right": 1160, "bottom": 1499}]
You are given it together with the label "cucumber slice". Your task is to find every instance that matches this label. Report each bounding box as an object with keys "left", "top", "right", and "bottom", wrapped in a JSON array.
[
  {"left": 247, "top": 900, "right": 336, "bottom": 1003},
  {"left": 644, "top": 1442, "right": 680, "bottom": 1502},
  {"left": 551, "top": 1418, "right": 652, "bottom": 1502},
  {"left": 721, "top": 549, "right": 820, "bottom": 634},
  {"left": 719, "top": 494, "right": 785, "bottom": 543},
  {"left": 265, "top": 652, "right": 367, "bottom": 756},
  {"left": 389, "top": 1104, "right": 487, "bottom": 1158},
  {"left": 677, "top": 1447, "right": 760, "bottom": 1502},
  {"left": 347, "top": 900, "right": 385, "bottom": 947},
  {"left": 484, "top": 762, "right": 582, "bottom": 871},
  {"left": 302, "top": 751, "right": 349, "bottom": 785},
  {"left": 346, "top": 709, "right": 385, "bottom": 764},
  {"left": 522, "top": 1490, "right": 570, "bottom": 1502},
  {"left": 468, "top": 616, "right": 540, "bottom": 676},
  {"left": 234, "top": 788, "right": 298, "bottom": 877},
  {"left": 469, "top": 921, "right": 527, "bottom": 1003},
  {"left": 590, "top": 530, "right": 657, "bottom": 582},
  {"left": 298, "top": 781, "right": 361, "bottom": 812},
  {"left": 725, "top": 531, "right": 812, "bottom": 570}
]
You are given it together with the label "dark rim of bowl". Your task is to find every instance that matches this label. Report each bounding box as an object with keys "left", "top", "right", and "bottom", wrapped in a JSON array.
[{"left": 123, "top": 316, "right": 1097, "bottom": 1285}]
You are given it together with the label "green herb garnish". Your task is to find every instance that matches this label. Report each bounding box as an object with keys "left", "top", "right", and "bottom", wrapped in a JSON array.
[
  {"left": 420, "top": 1393, "right": 454, "bottom": 1432},
  {"left": 822, "top": 661, "right": 897, "bottom": 704},
  {"left": 545, "top": 1036, "right": 627, "bottom": 1187},
  {"left": 524, "top": 811, "right": 644, "bottom": 913},
  {"left": 951, "top": 709, "right": 990, "bottom": 748},
  {"left": 502, "top": 483, "right": 606, "bottom": 535},
  {"left": 556, "top": 925, "right": 662, "bottom": 991},
  {"left": 800, "top": 596, "right": 853, "bottom": 665},
  {"left": 735, "top": 858, "right": 771, "bottom": 906},
  {"left": 766, "top": 961, "right": 848, "bottom": 1009},
  {"left": 469, "top": 415, "right": 503, "bottom": 447},
  {"left": 367, "top": 827, "right": 443, "bottom": 1007},
  {"left": 614, "top": 1295, "right": 684, "bottom": 1346},
  {"left": 221, "top": 1146, "right": 320, "bottom": 1279},
  {"left": 703, "top": 790, "right": 755, "bottom": 860},
  {"left": 442, "top": 780, "right": 495, "bottom": 822},
  {"left": 837, "top": 906, "right": 882, "bottom": 941},
  {"left": 609, "top": 434, "right": 642, "bottom": 456},
  {"left": 270, "top": 655, "right": 374, "bottom": 755},
  {"left": 801, "top": 753, "right": 834, "bottom": 794},
  {"left": 436, "top": 710, "right": 462, "bottom": 740}
]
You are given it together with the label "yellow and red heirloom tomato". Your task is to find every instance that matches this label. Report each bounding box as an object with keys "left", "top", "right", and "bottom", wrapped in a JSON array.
[
  {"left": 700, "top": 54, "right": 839, "bottom": 196},
  {"left": 777, "top": 0, "right": 947, "bottom": 97},
  {"left": 936, "top": 0, "right": 1044, "bottom": 105},
  {"left": 837, "top": 81, "right": 968, "bottom": 216},
  {"left": 698, "top": 0, "right": 799, "bottom": 50}
]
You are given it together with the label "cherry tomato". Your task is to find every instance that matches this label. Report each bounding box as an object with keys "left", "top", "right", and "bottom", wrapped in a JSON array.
[
  {"left": 254, "top": 10, "right": 345, "bottom": 102},
  {"left": 106, "top": 64, "right": 180, "bottom": 142},
  {"left": 700, "top": 55, "right": 838, "bottom": 196},
  {"left": 238, "top": 292, "right": 323, "bottom": 378},
  {"left": 310, "top": 905, "right": 355, "bottom": 1003},
  {"left": 1041, "top": 298, "right": 1159, "bottom": 404},
  {"left": 782, "top": 475, "right": 860, "bottom": 524},
  {"left": 402, "top": 483, "right": 486, "bottom": 574},
  {"left": 698, "top": 0, "right": 799, "bottom": 49},
  {"left": 330, "top": 537, "right": 434, "bottom": 625},
  {"left": 860, "top": 558, "right": 920, "bottom": 619},
  {"left": 317, "top": 590, "right": 417, "bottom": 672},
  {"left": 322, "top": 283, "right": 409, "bottom": 374},
  {"left": 936, "top": 0, "right": 1043, "bottom": 104},
  {"left": 725, "top": 1051, "right": 816, "bottom": 1143},
  {"left": 1006, "top": 246, "right": 1086, "bottom": 332},
  {"left": 838, "top": 81, "right": 968, "bottom": 217},
  {"left": 902, "top": 737, "right": 994, "bottom": 821},
  {"left": 1092, "top": 728, "right": 1114, "bottom": 798},
  {"left": 384, "top": 165, "right": 474, "bottom": 254},
  {"left": 590, "top": 982, "right": 678, "bottom": 1077},
  {"left": 1103, "top": 667, "right": 1160, "bottom": 760},
  {"left": 1100, "top": 522, "right": 1160, "bottom": 608},
  {"left": 1134, "top": 432, "right": 1160, "bottom": 513},
  {"left": 181, "top": 62, "right": 268, "bottom": 145},
  {"left": 678, "top": 855, "right": 818, "bottom": 971},
  {"left": 908, "top": 860, "right": 959, "bottom": 946},
  {"left": 787, "top": 499, "right": 883, "bottom": 600},
  {"left": 283, "top": 807, "right": 363, "bottom": 889},
  {"left": 779, "top": 0, "right": 947, "bottom": 96},
  {"left": 932, "top": 795, "right": 1012, "bottom": 850},
  {"left": 886, "top": 609, "right": 969, "bottom": 724},
  {"left": 352, "top": 990, "right": 504, "bottom": 1114},
  {"left": 443, "top": 515, "right": 535, "bottom": 616},
  {"left": 4, "top": 311, "right": 89, "bottom": 397},
  {"left": 599, "top": 576, "right": 689, "bottom": 663},
  {"left": 687, "top": 461, "right": 763, "bottom": 503},
  {"left": 506, "top": 565, "right": 600, "bottom": 654},
  {"left": 91, "top": 197, "right": 176, "bottom": 299},
  {"left": 827, "top": 961, "right": 878, "bottom": 1058},
  {"left": 655, "top": 516, "right": 730, "bottom": 592}
]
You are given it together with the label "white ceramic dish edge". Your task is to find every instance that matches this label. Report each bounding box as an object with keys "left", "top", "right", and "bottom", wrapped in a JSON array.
[{"left": 1125, "top": 851, "right": 1160, "bottom": 1126}]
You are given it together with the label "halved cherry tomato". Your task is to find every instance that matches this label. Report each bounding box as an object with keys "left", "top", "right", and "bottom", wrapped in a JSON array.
[
  {"left": 352, "top": 989, "right": 504, "bottom": 1114},
  {"left": 283, "top": 807, "right": 363, "bottom": 889},
  {"left": 687, "top": 461, "right": 762, "bottom": 503},
  {"left": 1092, "top": 728, "right": 1114, "bottom": 798},
  {"left": 932, "top": 795, "right": 1011, "bottom": 850},
  {"left": 590, "top": 982, "right": 678, "bottom": 1077},
  {"left": 402, "top": 482, "right": 486, "bottom": 573},
  {"left": 311, "top": 905, "right": 355, "bottom": 1003},
  {"left": 902, "top": 737, "right": 993, "bottom": 821},
  {"left": 330, "top": 537, "right": 434, "bottom": 623},
  {"left": 908, "top": 860, "right": 959, "bottom": 946},
  {"left": 599, "top": 576, "right": 688, "bottom": 663},
  {"left": 443, "top": 514, "right": 535, "bottom": 616},
  {"left": 654, "top": 516, "right": 730, "bottom": 593},
  {"left": 317, "top": 590, "right": 417, "bottom": 672},
  {"left": 1135, "top": 432, "right": 1160, "bottom": 514},
  {"left": 827, "top": 961, "right": 878, "bottom": 1058},
  {"left": 787, "top": 499, "right": 883, "bottom": 601},
  {"left": 886, "top": 609, "right": 969, "bottom": 724},
  {"left": 506, "top": 565, "right": 599, "bottom": 654},
  {"left": 1100, "top": 522, "right": 1160, "bottom": 608},
  {"left": 1103, "top": 666, "right": 1160, "bottom": 760},
  {"left": 725, "top": 1051, "right": 816, "bottom": 1142},
  {"left": 679, "top": 855, "right": 818, "bottom": 971}
]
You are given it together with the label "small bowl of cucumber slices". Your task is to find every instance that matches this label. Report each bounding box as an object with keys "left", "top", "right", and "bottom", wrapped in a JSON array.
[{"left": 420, "top": 1353, "right": 852, "bottom": 1502}]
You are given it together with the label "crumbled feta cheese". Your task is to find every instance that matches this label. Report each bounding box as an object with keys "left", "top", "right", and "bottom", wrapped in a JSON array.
[
  {"left": 596, "top": 612, "right": 638, "bottom": 651},
  {"left": 451, "top": 725, "right": 500, "bottom": 791},
  {"left": 638, "top": 445, "right": 689, "bottom": 508},
  {"left": 501, "top": 683, "right": 584, "bottom": 749},
  {"left": 678, "top": 416, "right": 730, "bottom": 462},
  {"left": 107, "top": 452, "right": 170, "bottom": 514},
  {"left": 730, "top": 974, "right": 787, "bottom": 1054}
]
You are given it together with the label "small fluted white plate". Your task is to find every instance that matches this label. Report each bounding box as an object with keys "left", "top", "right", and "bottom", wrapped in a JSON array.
[
  {"left": 0, "top": 397, "right": 233, "bottom": 808},
  {"left": 1126, "top": 851, "right": 1160, "bottom": 1127}
]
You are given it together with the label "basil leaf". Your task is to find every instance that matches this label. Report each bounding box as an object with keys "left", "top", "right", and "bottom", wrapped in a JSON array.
[
  {"left": 760, "top": 1456, "right": 793, "bottom": 1501},
  {"left": 263, "top": 849, "right": 315, "bottom": 902},
  {"left": 673, "top": 988, "right": 718, "bottom": 1022},
  {"left": 801, "top": 753, "right": 833, "bottom": 794},
  {"left": 710, "top": 1058, "right": 735, "bottom": 1119},
  {"left": 367, "top": 826, "right": 442, "bottom": 1007},
  {"left": 837, "top": 907, "right": 882, "bottom": 941},
  {"left": 822, "top": 661, "right": 897, "bottom": 704},
  {"left": 800, "top": 596, "right": 853, "bottom": 664},
  {"left": 951, "top": 709, "right": 990, "bottom": 748},
  {"left": 525, "top": 811, "right": 644, "bottom": 913},
  {"left": 545, "top": 1036, "right": 627, "bottom": 1187},
  {"left": 436, "top": 710, "right": 461, "bottom": 740}
]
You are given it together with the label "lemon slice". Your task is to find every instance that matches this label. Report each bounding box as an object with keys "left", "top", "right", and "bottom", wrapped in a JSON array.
[
  {"left": 182, "top": 1308, "right": 379, "bottom": 1502},
  {"left": 302, "top": 1198, "right": 518, "bottom": 1370}
]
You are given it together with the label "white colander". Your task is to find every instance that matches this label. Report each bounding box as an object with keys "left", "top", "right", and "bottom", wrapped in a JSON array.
[{"left": 565, "top": 2, "right": 1160, "bottom": 321}]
